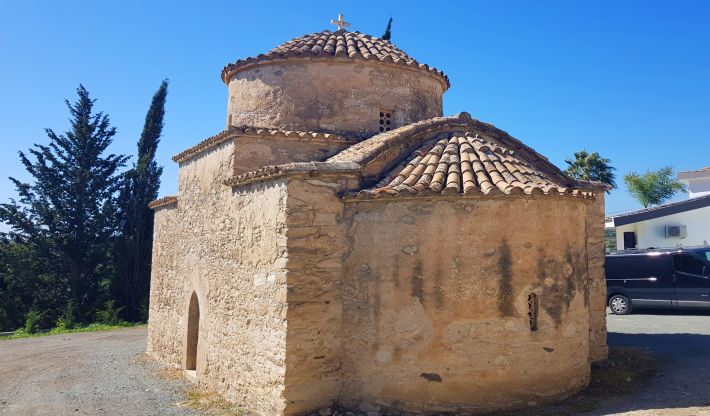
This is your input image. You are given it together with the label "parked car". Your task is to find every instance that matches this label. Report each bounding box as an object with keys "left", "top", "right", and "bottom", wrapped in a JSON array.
[{"left": 605, "top": 246, "right": 710, "bottom": 315}]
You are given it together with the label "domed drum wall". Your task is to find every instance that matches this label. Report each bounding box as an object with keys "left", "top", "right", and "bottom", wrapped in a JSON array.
[{"left": 226, "top": 60, "right": 445, "bottom": 137}]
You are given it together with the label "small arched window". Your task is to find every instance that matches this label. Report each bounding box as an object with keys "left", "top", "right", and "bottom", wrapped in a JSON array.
[
  {"left": 186, "top": 292, "right": 200, "bottom": 371},
  {"left": 527, "top": 293, "right": 538, "bottom": 332}
]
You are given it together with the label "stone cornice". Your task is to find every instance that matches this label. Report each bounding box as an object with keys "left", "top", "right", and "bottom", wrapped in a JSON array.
[
  {"left": 223, "top": 161, "right": 361, "bottom": 188},
  {"left": 342, "top": 190, "right": 597, "bottom": 203},
  {"left": 172, "top": 127, "right": 357, "bottom": 164},
  {"left": 572, "top": 179, "right": 612, "bottom": 192},
  {"left": 148, "top": 196, "right": 178, "bottom": 210},
  {"left": 223, "top": 56, "right": 450, "bottom": 91}
]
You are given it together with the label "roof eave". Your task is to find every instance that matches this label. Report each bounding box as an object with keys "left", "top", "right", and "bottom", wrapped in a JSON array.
[
  {"left": 172, "top": 126, "right": 358, "bottom": 164},
  {"left": 149, "top": 196, "right": 178, "bottom": 210},
  {"left": 610, "top": 194, "right": 710, "bottom": 226},
  {"left": 573, "top": 179, "right": 612, "bottom": 192},
  {"left": 220, "top": 55, "right": 450, "bottom": 91},
  {"left": 678, "top": 170, "right": 710, "bottom": 180},
  {"left": 223, "top": 161, "right": 362, "bottom": 188}
]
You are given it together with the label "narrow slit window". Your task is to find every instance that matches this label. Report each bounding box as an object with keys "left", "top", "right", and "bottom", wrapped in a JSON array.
[
  {"left": 527, "top": 293, "right": 538, "bottom": 332},
  {"left": 379, "top": 110, "right": 393, "bottom": 132}
]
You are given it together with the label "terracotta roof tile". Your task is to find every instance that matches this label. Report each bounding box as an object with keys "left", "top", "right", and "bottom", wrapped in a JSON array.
[
  {"left": 189, "top": 112, "right": 599, "bottom": 200},
  {"left": 353, "top": 132, "right": 595, "bottom": 200},
  {"left": 221, "top": 30, "right": 449, "bottom": 89},
  {"left": 329, "top": 113, "right": 575, "bottom": 189}
]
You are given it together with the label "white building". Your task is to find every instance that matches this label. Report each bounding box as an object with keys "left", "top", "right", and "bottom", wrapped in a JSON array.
[
  {"left": 607, "top": 167, "right": 710, "bottom": 250},
  {"left": 679, "top": 166, "right": 710, "bottom": 198}
]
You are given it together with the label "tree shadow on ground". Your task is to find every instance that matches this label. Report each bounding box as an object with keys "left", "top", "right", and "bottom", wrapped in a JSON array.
[
  {"left": 486, "top": 346, "right": 658, "bottom": 416},
  {"left": 582, "top": 331, "right": 710, "bottom": 415},
  {"left": 487, "top": 331, "right": 710, "bottom": 416}
]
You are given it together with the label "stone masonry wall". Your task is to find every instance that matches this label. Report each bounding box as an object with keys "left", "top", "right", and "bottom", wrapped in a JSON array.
[
  {"left": 280, "top": 175, "right": 357, "bottom": 415},
  {"left": 586, "top": 193, "right": 609, "bottom": 362},
  {"left": 233, "top": 136, "right": 354, "bottom": 175},
  {"left": 227, "top": 61, "right": 444, "bottom": 137},
  {"left": 149, "top": 137, "right": 607, "bottom": 415},
  {"left": 147, "top": 141, "right": 290, "bottom": 415},
  {"left": 147, "top": 203, "right": 182, "bottom": 363},
  {"left": 339, "top": 197, "right": 593, "bottom": 414}
]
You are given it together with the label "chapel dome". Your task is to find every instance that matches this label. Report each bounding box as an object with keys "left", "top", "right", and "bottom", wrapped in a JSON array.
[
  {"left": 220, "top": 30, "right": 449, "bottom": 88},
  {"left": 222, "top": 28, "right": 449, "bottom": 137}
]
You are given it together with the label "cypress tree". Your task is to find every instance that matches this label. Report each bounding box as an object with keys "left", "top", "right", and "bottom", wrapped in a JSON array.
[
  {"left": 0, "top": 85, "right": 128, "bottom": 321},
  {"left": 114, "top": 80, "right": 168, "bottom": 321}
]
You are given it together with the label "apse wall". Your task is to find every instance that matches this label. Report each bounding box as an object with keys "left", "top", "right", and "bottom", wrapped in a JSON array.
[{"left": 339, "top": 196, "right": 593, "bottom": 413}]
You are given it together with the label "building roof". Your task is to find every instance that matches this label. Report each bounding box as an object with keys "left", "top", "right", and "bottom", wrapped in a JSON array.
[
  {"left": 216, "top": 113, "right": 600, "bottom": 200},
  {"left": 678, "top": 166, "right": 710, "bottom": 180},
  {"left": 354, "top": 131, "right": 583, "bottom": 198},
  {"left": 328, "top": 112, "right": 606, "bottom": 192},
  {"left": 220, "top": 30, "right": 449, "bottom": 89},
  {"left": 609, "top": 193, "right": 710, "bottom": 226}
]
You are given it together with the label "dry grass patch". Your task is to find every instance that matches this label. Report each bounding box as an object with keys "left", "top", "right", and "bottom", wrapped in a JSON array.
[
  {"left": 133, "top": 353, "right": 184, "bottom": 380},
  {"left": 132, "top": 352, "right": 153, "bottom": 364},
  {"left": 155, "top": 367, "right": 184, "bottom": 380},
  {"left": 182, "top": 389, "right": 249, "bottom": 416}
]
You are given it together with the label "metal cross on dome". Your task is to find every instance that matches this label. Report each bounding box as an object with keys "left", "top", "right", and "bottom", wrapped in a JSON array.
[{"left": 331, "top": 13, "right": 350, "bottom": 31}]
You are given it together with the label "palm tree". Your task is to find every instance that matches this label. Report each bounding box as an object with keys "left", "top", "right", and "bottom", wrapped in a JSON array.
[
  {"left": 564, "top": 150, "right": 617, "bottom": 192},
  {"left": 624, "top": 167, "right": 686, "bottom": 208}
]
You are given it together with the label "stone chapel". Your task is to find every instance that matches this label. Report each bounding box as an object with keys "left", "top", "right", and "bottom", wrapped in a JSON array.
[{"left": 147, "top": 17, "right": 609, "bottom": 416}]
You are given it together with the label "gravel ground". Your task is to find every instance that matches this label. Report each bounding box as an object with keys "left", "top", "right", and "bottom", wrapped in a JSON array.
[
  {"left": 3, "top": 311, "right": 710, "bottom": 416},
  {"left": 586, "top": 310, "right": 710, "bottom": 416},
  {"left": 0, "top": 326, "right": 198, "bottom": 416}
]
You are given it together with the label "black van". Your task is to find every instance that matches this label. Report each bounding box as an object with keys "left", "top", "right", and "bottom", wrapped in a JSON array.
[{"left": 605, "top": 247, "right": 710, "bottom": 315}]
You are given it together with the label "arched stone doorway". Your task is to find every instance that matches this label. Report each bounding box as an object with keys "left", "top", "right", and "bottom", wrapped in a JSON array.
[{"left": 186, "top": 291, "right": 200, "bottom": 371}]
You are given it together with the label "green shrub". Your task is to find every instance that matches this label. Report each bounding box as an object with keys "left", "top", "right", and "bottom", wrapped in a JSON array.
[
  {"left": 24, "top": 309, "right": 45, "bottom": 334},
  {"left": 12, "top": 328, "right": 28, "bottom": 337},
  {"left": 55, "top": 301, "right": 76, "bottom": 330},
  {"left": 95, "top": 300, "right": 125, "bottom": 326}
]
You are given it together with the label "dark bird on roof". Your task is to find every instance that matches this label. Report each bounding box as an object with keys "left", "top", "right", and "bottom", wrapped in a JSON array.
[{"left": 382, "top": 17, "right": 393, "bottom": 41}]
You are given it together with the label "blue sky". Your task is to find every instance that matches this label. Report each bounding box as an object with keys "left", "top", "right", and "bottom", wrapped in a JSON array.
[{"left": 1, "top": 0, "right": 709, "bottom": 219}]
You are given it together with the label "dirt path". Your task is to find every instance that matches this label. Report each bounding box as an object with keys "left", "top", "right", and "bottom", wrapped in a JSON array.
[
  {"left": 0, "top": 327, "right": 198, "bottom": 416},
  {"left": 3, "top": 313, "right": 710, "bottom": 415}
]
